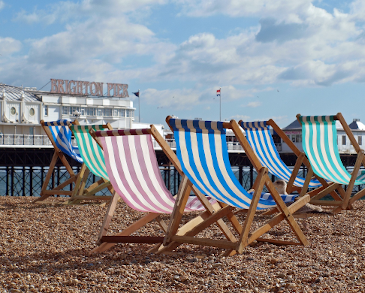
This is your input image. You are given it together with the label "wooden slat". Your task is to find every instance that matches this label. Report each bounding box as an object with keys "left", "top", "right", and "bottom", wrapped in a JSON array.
[
  {"left": 171, "top": 235, "right": 237, "bottom": 250},
  {"left": 237, "top": 167, "right": 267, "bottom": 253},
  {"left": 100, "top": 236, "right": 164, "bottom": 244},
  {"left": 163, "top": 175, "right": 192, "bottom": 245}
]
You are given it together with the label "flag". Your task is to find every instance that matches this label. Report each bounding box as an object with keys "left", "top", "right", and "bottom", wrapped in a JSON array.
[
  {"left": 133, "top": 91, "right": 139, "bottom": 97},
  {"left": 216, "top": 89, "right": 221, "bottom": 96}
]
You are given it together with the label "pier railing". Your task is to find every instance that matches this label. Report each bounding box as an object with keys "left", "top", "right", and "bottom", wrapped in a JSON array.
[
  {"left": 0, "top": 134, "right": 53, "bottom": 146},
  {"left": 0, "top": 134, "right": 245, "bottom": 152}
]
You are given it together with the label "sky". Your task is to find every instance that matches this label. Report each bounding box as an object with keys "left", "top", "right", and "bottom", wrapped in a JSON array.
[{"left": 1, "top": 0, "right": 365, "bottom": 128}]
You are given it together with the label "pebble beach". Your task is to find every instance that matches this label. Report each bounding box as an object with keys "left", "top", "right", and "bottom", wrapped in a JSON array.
[{"left": 1, "top": 196, "right": 365, "bottom": 292}]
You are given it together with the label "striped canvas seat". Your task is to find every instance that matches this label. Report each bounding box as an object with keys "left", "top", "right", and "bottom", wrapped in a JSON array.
[
  {"left": 71, "top": 125, "right": 109, "bottom": 180},
  {"left": 169, "top": 119, "right": 297, "bottom": 210},
  {"left": 240, "top": 120, "right": 321, "bottom": 189},
  {"left": 43, "top": 120, "right": 83, "bottom": 163},
  {"left": 297, "top": 113, "right": 365, "bottom": 212},
  {"left": 299, "top": 115, "right": 365, "bottom": 185},
  {"left": 95, "top": 128, "right": 209, "bottom": 213},
  {"left": 161, "top": 117, "right": 310, "bottom": 254}
]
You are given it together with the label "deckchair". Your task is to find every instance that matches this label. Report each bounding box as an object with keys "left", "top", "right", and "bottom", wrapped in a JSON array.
[
  {"left": 90, "top": 126, "right": 239, "bottom": 254},
  {"left": 161, "top": 117, "right": 310, "bottom": 254},
  {"left": 239, "top": 119, "right": 324, "bottom": 196},
  {"left": 66, "top": 124, "right": 114, "bottom": 204},
  {"left": 35, "top": 119, "right": 84, "bottom": 203},
  {"left": 297, "top": 113, "right": 365, "bottom": 213}
]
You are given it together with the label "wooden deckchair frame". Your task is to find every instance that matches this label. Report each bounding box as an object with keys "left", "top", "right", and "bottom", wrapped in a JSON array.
[
  {"left": 89, "top": 125, "right": 241, "bottom": 255},
  {"left": 65, "top": 123, "right": 114, "bottom": 205},
  {"left": 297, "top": 112, "right": 365, "bottom": 213},
  {"left": 160, "top": 117, "right": 310, "bottom": 255},
  {"left": 34, "top": 120, "right": 82, "bottom": 203}
]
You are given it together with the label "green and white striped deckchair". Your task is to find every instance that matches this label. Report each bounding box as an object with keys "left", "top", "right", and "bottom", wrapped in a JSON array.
[
  {"left": 68, "top": 123, "right": 114, "bottom": 204},
  {"left": 297, "top": 113, "right": 365, "bottom": 213}
]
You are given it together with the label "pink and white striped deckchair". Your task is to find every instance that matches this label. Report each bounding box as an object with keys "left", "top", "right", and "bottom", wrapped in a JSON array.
[{"left": 90, "top": 126, "right": 238, "bottom": 254}]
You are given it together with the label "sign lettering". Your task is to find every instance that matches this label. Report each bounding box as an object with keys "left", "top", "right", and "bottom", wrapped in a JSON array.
[{"left": 50, "top": 79, "right": 129, "bottom": 98}]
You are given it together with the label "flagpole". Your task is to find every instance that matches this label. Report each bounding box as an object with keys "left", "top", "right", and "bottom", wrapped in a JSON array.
[
  {"left": 138, "top": 89, "right": 140, "bottom": 122},
  {"left": 219, "top": 87, "right": 221, "bottom": 121}
]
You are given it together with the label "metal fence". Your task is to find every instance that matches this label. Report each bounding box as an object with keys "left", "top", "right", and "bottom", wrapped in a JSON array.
[{"left": 0, "top": 165, "right": 363, "bottom": 198}]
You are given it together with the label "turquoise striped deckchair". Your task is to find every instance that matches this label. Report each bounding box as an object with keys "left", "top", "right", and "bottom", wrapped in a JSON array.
[
  {"left": 35, "top": 119, "right": 84, "bottom": 203},
  {"left": 67, "top": 124, "right": 114, "bottom": 204},
  {"left": 297, "top": 113, "right": 365, "bottom": 213},
  {"left": 162, "top": 117, "right": 310, "bottom": 254}
]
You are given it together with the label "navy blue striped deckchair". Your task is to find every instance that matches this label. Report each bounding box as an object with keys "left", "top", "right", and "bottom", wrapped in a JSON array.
[
  {"left": 35, "top": 119, "right": 84, "bottom": 203},
  {"left": 162, "top": 117, "right": 310, "bottom": 254},
  {"left": 297, "top": 113, "right": 365, "bottom": 213}
]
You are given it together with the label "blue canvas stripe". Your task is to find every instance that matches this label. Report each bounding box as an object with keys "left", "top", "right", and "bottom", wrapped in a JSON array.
[
  {"left": 171, "top": 119, "right": 297, "bottom": 210},
  {"left": 46, "top": 120, "right": 83, "bottom": 163},
  {"left": 240, "top": 121, "right": 321, "bottom": 188}
]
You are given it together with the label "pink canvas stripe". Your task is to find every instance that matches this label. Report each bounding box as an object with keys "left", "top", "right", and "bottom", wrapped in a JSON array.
[
  {"left": 142, "top": 135, "right": 177, "bottom": 210},
  {"left": 102, "top": 136, "right": 151, "bottom": 211},
  {"left": 116, "top": 135, "right": 173, "bottom": 212},
  {"left": 108, "top": 136, "right": 158, "bottom": 212}
]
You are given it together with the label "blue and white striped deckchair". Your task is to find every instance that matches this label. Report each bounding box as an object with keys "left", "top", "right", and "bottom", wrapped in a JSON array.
[
  {"left": 162, "top": 117, "right": 310, "bottom": 254},
  {"left": 239, "top": 120, "right": 322, "bottom": 195},
  {"left": 35, "top": 119, "right": 84, "bottom": 203},
  {"left": 297, "top": 113, "right": 365, "bottom": 212},
  {"left": 67, "top": 124, "right": 114, "bottom": 204}
]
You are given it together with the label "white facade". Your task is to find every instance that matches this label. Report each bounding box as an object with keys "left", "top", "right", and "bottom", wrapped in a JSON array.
[{"left": 0, "top": 83, "right": 137, "bottom": 147}]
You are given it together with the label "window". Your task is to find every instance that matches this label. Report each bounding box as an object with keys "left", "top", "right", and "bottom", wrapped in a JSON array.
[
  {"left": 104, "top": 108, "right": 112, "bottom": 117},
  {"left": 97, "top": 108, "right": 103, "bottom": 116},
  {"left": 86, "top": 107, "right": 96, "bottom": 116},
  {"left": 119, "top": 109, "right": 125, "bottom": 117},
  {"left": 296, "top": 134, "right": 302, "bottom": 143},
  {"left": 342, "top": 135, "right": 346, "bottom": 145},
  {"left": 29, "top": 108, "right": 35, "bottom": 116},
  {"left": 63, "top": 106, "right": 69, "bottom": 115},
  {"left": 113, "top": 109, "right": 118, "bottom": 117},
  {"left": 291, "top": 135, "right": 296, "bottom": 143},
  {"left": 44, "top": 105, "right": 48, "bottom": 116},
  {"left": 358, "top": 136, "right": 362, "bottom": 145}
]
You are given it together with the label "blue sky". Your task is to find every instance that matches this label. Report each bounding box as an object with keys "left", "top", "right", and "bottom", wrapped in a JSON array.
[{"left": 1, "top": 0, "right": 365, "bottom": 128}]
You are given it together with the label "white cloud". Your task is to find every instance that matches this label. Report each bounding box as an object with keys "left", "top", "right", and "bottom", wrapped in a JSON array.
[
  {"left": 14, "top": 0, "right": 168, "bottom": 24},
  {"left": 0, "top": 1, "right": 4, "bottom": 11},
  {"left": 3, "top": 0, "right": 365, "bottom": 102},
  {"left": 0, "top": 37, "right": 22, "bottom": 55},
  {"left": 246, "top": 101, "right": 262, "bottom": 108},
  {"left": 175, "top": 0, "right": 313, "bottom": 22}
]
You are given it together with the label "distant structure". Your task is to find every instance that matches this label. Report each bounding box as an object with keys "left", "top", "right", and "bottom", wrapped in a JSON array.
[{"left": 0, "top": 82, "right": 135, "bottom": 146}]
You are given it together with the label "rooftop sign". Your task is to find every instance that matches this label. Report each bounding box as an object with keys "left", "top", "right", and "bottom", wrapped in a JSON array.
[{"left": 50, "top": 79, "right": 129, "bottom": 98}]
